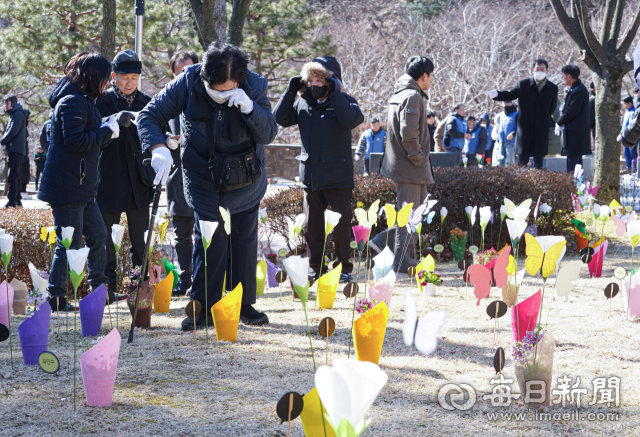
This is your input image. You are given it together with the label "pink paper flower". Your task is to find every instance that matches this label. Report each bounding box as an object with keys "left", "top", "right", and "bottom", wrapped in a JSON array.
[{"left": 352, "top": 226, "right": 371, "bottom": 252}]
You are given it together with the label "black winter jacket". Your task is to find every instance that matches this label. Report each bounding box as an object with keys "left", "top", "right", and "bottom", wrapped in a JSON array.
[
  {"left": 39, "top": 120, "right": 52, "bottom": 152},
  {"left": 34, "top": 152, "right": 46, "bottom": 172},
  {"left": 557, "top": 79, "right": 591, "bottom": 157},
  {"left": 494, "top": 77, "right": 558, "bottom": 157},
  {"left": 273, "top": 79, "right": 364, "bottom": 191},
  {"left": 166, "top": 116, "right": 193, "bottom": 217},
  {"left": 137, "top": 65, "right": 277, "bottom": 218},
  {"left": 96, "top": 87, "right": 153, "bottom": 212},
  {"left": 1, "top": 103, "right": 28, "bottom": 155},
  {"left": 38, "top": 77, "right": 113, "bottom": 205}
]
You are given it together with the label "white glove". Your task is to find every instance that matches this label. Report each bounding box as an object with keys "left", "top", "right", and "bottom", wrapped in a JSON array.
[
  {"left": 150, "top": 146, "right": 172, "bottom": 186},
  {"left": 485, "top": 90, "right": 498, "bottom": 99},
  {"left": 166, "top": 135, "right": 180, "bottom": 150},
  {"left": 555, "top": 124, "right": 564, "bottom": 136},
  {"left": 354, "top": 154, "right": 361, "bottom": 161},
  {"left": 101, "top": 115, "right": 120, "bottom": 138},
  {"left": 223, "top": 88, "right": 254, "bottom": 114}
]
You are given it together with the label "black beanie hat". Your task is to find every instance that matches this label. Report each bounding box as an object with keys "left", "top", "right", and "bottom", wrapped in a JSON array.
[{"left": 112, "top": 49, "right": 142, "bottom": 74}]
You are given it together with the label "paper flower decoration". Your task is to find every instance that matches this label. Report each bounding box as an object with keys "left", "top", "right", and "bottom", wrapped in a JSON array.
[
  {"left": 368, "top": 199, "right": 380, "bottom": 228},
  {"left": 352, "top": 226, "right": 371, "bottom": 252},
  {"left": 0, "top": 234, "right": 14, "bottom": 267},
  {"left": 500, "top": 205, "right": 507, "bottom": 221},
  {"left": 212, "top": 283, "right": 243, "bottom": 341},
  {"left": 68, "top": 247, "right": 90, "bottom": 289},
  {"left": 219, "top": 207, "right": 231, "bottom": 235},
  {"left": 80, "top": 328, "right": 121, "bottom": 407},
  {"left": 465, "top": 206, "right": 473, "bottom": 219},
  {"left": 317, "top": 264, "right": 342, "bottom": 309},
  {"left": 470, "top": 206, "right": 477, "bottom": 226},
  {"left": 628, "top": 221, "right": 640, "bottom": 246},
  {"left": 440, "top": 207, "right": 447, "bottom": 223},
  {"left": 573, "top": 164, "right": 583, "bottom": 179},
  {"left": 600, "top": 205, "right": 610, "bottom": 221},
  {"left": 462, "top": 156, "right": 468, "bottom": 166},
  {"left": 593, "top": 203, "right": 601, "bottom": 219},
  {"left": 199, "top": 220, "right": 219, "bottom": 250},
  {"left": 524, "top": 234, "right": 566, "bottom": 278},
  {"left": 539, "top": 203, "right": 552, "bottom": 216},
  {"left": 372, "top": 246, "right": 394, "bottom": 280},
  {"left": 287, "top": 214, "right": 306, "bottom": 240},
  {"left": 384, "top": 204, "right": 396, "bottom": 228},
  {"left": 479, "top": 206, "right": 491, "bottom": 227},
  {"left": 79, "top": 284, "right": 108, "bottom": 337},
  {"left": 506, "top": 219, "right": 527, "bottom": 246},
  {"left": 111, "top": 224, "right": 125, "bottom": 252},
  {"left": 325, "top": 210, "right": 341, "bottom": 235},
  {"left": 143, "top": 230, "right": 157, "bottom": 254},
  {"left": 315, "top": 359, "right": 388, "bottom": 437},
  {"left": 282, "top": 255, "right": 310, "bottom": 303},
  {"left": 258, "top": 207, "right": 267, "bottom": 224},
  {"left": 512, "top": 206, "right": 530, "bottom": 221},
  {"left": 29, "top": 262, "right": 49, "bottom": 293}
]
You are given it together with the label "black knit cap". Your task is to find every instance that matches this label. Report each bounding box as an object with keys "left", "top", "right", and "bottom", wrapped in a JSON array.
[{"left": 112, "top": 49, "right": 142, "bottom": 74}]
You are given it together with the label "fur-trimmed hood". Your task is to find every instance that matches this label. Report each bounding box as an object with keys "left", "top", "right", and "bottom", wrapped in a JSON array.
[{"left": 299, "top": 56, "right": 346, "bottom": 94}]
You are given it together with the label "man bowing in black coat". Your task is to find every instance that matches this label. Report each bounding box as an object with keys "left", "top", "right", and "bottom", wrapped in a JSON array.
[
  {"left": 555, "top": 65, "right": 591, "bottom": 173},
  {"left": 485, "top": 58, "right": 558, "bottom": 169},
  {"left": 96, "top": 50, "right": 154, "bottom": 300}
]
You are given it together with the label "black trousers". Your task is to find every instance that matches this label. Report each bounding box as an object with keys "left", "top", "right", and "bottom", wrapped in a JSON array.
[
  {"left": 6, "top": 152, "right": 23, "bottom": 206},
  {"left": 566, "top": 156, "right": 583, "bottom": 173},
  {"left": 518, "top": 154, "right": 544, "bottom": 169},
  {"left": 364, "top": 159, "right": 370, "bottom": 173},
  {"left": 192, "top": 203, "right": 259, "bottom": 311},
  {"left": 101, "top": 205, "right": 149, "bottom": 293},
  {"left": 172, "top": 215, "right": 194, "bottom": 291},
  {"left": 303, "top": 188, "right": 353, "bottom": 275},
  {"left": 35, "top": 169, "right": 42, "bottom": 190}
]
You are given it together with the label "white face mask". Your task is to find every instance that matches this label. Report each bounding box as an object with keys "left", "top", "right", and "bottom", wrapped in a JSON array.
[
  {"left": 205, "top": 85, "right": 231, "bottom": 104},
  {"left": 534, "top": 71, "right": 547, "bottom": 81}
]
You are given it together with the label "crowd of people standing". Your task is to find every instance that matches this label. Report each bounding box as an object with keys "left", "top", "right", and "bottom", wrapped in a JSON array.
[{"left": 1, "top": 42, "right": 640, "bottom": 331}]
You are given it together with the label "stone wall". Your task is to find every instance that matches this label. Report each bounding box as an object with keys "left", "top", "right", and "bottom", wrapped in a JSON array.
[{"left": 263, "top": 144, "right": 360, "bottom": 181}]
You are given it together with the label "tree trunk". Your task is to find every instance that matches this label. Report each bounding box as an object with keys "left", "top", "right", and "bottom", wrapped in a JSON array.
[
  {"left": 593, "top": 72, "right": 624, "bottom": 202},
  {"left": 189, "top": 0, "right": 226, "bottom": 50},
  {"left": 228, "top": 0, "right": 253, "bottom": 47},
  {"left": 100, "top": 0, "right": 116, "bottom": 61}
]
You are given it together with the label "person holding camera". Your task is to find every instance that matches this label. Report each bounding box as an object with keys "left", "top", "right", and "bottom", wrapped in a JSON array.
[
  {"left": 96, "top": 50, "right": 153, "bottom": 300},
  {"left": 274, "top": 56, "right": 364, "bottom": 283},
  {"left": 137, "top": 43, "right": 277, "bottom": 330}
]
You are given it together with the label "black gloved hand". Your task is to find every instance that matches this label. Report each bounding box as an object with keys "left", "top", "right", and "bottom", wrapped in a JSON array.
[
  {"left": 326, "top": 77, "right": 340, "bottom": 94},
  {"left": 288, "top": 75, "right": 303, "bottom": 93},
  {"left": 115, "top": 111, "right": 136, "bottom": 128}
]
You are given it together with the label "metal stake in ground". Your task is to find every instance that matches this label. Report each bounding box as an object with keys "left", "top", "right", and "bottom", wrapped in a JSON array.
[{"left": 128, "top": 170, "right": 163, "bottom": 344}]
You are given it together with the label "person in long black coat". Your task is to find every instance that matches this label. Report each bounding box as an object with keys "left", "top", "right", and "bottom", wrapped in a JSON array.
[
  {"left": 96, "top": 50, "right": 153, "bottom": 298},
  {"left": 555, "top": 65, "right": 591, "bottom": 173},
  {"left": 486, "top": 59, "right": 558, "bottom": 169}
]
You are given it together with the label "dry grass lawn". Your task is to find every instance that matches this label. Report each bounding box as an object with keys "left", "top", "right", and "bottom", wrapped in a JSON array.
[{"left": 0, "top": 238, "right": 639, "bottom": 436}]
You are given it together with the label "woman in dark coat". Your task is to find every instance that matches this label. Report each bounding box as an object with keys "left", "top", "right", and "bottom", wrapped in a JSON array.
[{"left": 37, "top": 52, "right": 120, "bottom": 309}]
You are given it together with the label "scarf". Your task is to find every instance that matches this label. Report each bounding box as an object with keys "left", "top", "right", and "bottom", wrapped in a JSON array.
[{"left": 112, "top": 82, "right": 138, "bottom": 106}]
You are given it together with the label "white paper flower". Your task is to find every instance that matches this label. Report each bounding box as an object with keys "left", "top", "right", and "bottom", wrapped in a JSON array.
[
  {"left": 512, "top": 207, "right": 530, "bottom": 221},
  {"left": 506, "top": 219, "right": 527, "bottom": 244},
  {"left": 258, "top": 207, "right": 267, "bottom": 223},
  {"left": 479, "top": 206, "right": 492, "bottom": 227},
  {"left": 0, "top": 234, "right": 14, "bottom": 255},
  {"left": 573, "top": 164, "right": 582, "bottom": 179},
  {"left": 628, "top": 221, "right": 640, "bottom": 246},
  {"left": 144, "top": 230, "right": 157, "bottom": 252},
  {"left": 61, "top": 226, "right": 74, "bottom": 248},
  {"left": 593, "top": 203, "right": 600, "bottom": 218},
  {"left": 67, "top": 247, "right": 90, "bottom": 274},
  {"left": 111, "top": 224, "right": 125, "bottom": 249},
  {"left": 325, "top": 210, "right": 341, "bottom": 235},
  {"left": 29, "top": 262, "right": 49, "bottom": 292},
  {"left": 199, "top": 220, "right": 219, "bottom": 248},
  {"left": 440, "top": 206, "right": 448, "bottom": 218},
  {"left": 315, "top": 358, "right": 388, "bottom": 436},
  {"left": 465, "top": 206, "right": 473, "bottom": 217},
  {"left": 578, "top": 183, "right": 586, "bottom": 193},
  {"left": 577, "top": 195, "right": 588, "bottom": 207},
  {"left": 282, "top": 255, "right": 309, "bottom": 288},
  {"left": 462, "top": 156, "right": 468, "bottom": 164},
  {"left": 499, "top": 205, "right": 507, "bottom": 220},
  {"left": 623, "top": 174, "right": 632, "bottom": 188},
  {"left": 539, "top": 203, "right": 552, "bottom": 215},
  {"left": 470, "top": 206, "right": 477, "bottom": 226},
  {"left": 600, "top": 205, "right": 610, "bottom": 219}
]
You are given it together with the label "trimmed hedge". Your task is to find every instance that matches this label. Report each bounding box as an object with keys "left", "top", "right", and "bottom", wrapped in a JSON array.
[{"left": 261, "top": 167, "right": 576, "bottom": 258}]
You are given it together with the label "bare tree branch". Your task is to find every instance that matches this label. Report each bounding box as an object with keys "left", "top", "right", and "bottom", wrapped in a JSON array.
[{"left": 617, "top": 2, "right": 640, "bottom": 56}]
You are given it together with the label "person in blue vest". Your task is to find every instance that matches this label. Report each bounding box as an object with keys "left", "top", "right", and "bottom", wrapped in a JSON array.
[
  {"left": 442, "top": 103, "right": 469, "bottom": 165},
  {"left": 462, "top": 115, "right": 487, "bottom": 165},
  {"left": 354, "top": 117, "right": 386, "bottom": 173},
  {"left": 622, "top": 96, "right": 638, "bottom": 172},
  {"left": 492, "top": 101, "right": 518, "bottom": 166}
]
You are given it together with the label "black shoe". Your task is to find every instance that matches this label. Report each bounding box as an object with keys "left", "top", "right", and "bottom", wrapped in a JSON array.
[
  {"left": 2, "top": 202, "right": 16, "bottom": 209},
  {"left": 339, "top": 273, "right": 354, "bottom": 283},
  {"left": 172, "top": 282, "right": 191, "bottom": 297},
  {"left": 181, "top": 310, "right": 214, "bottom": 331},
  {"left": 240, "top": 305, "right": 269, "bottom": 326},
  {"left": 58, "top": 303, "right": 77, "bottom": 312}
]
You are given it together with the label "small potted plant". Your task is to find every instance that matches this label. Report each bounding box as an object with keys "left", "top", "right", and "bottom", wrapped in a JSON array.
[
  {"left": 266, "top": 253, "right": 278, "bottom": 265},
  {"left": 127, "top": 266, "right": 155, "bottom": 328},
  {"left": 418, "top": 269, "right": 443, "bottom": 296},
  {"left": 450, "top": 228, "right": 468, "bottom": 262},
  {"left": 476, "top": 247, "right": 498, "bottom": 267},
  {"left": 513, "top": 326, "right": 555, "bottom": 407}
]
